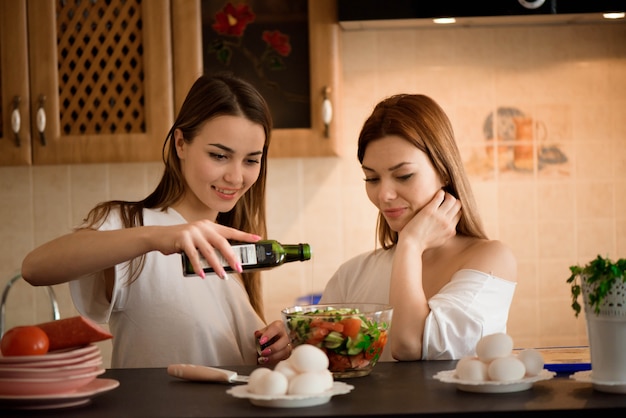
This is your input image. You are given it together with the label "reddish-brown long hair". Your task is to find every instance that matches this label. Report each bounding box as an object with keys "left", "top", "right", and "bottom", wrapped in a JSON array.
[{"left": 357, "top": 94, "right": 486, "bottom": 250}]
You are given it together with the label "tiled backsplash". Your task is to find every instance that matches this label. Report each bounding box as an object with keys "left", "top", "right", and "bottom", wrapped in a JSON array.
[{"left": 1, "top": 21, "right": 625, "bottom": 367}]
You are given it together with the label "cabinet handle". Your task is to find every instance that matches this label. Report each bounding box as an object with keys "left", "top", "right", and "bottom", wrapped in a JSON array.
[
  {"left": 11, "top": 96, "right": 21, "bottom": 147},
  {"left": 37, "top": 95, "right": 47, "bottom": 146},
  {"left": 322, "top": 86, "right": 333, "bottom": 138}
]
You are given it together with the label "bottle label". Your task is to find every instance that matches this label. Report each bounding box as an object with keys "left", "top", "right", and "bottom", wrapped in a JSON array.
[{"left": 202, "top": 243, "right": 259, "bottom": 268}]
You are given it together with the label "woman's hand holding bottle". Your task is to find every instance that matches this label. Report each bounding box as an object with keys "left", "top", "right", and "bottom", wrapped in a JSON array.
[{"left": 151, "top": 220, "right": 261, "bottom": 279}]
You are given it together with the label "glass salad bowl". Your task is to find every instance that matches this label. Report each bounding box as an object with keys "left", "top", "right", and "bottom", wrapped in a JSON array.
[{"left": 281, "top": 303, "right": 392, "bottom": 378}]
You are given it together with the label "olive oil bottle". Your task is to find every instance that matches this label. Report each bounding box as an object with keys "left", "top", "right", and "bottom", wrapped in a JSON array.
[{"left": 182, "top": 240, "right": 311, "bottom": 276}]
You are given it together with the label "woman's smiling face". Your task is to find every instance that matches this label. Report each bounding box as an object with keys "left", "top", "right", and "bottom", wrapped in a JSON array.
[
  {"left": 361, "top": 135, "right": 444, "bottom": 232},
  {"left": 176, "top": 115, "right": 265, "bottom": 219}
]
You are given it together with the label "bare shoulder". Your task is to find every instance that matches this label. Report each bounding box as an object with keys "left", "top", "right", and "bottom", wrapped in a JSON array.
[{"left": 461, "top": 239, "right": 518, "bottom": 283}]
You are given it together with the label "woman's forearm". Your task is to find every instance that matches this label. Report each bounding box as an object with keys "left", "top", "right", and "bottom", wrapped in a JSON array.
[
  {"left": 389, "top": 242, "right": 429, "bottom": 361},
  {"left": 21, "top": 227, "right": 156, "bottom": 286}
]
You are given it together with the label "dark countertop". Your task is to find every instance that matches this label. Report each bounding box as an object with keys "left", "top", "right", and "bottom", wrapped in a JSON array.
[{"left": 2, "top": 360, "right": 625, "bottom": 417}]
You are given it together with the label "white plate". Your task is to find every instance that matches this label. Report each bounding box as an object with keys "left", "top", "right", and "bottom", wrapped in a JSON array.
[
  {"left": 570, "top": 370, "right": 626, "bottom": 394},
  {"left": 226, "top": 381, "right": 354, "bottom": 408},
  {"left": 433, "top": 369, "right": 555, "bottom": 393},
  {"left": 0, "top": 344, "right": 99, "bottom": 365},
  {"left": 0, "top": 378, "right": 119, "bottom": 410}
]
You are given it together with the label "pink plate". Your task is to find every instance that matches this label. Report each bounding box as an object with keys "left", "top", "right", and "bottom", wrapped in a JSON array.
[
  {"left": 0, "top": 378, "right": 119, "bottom": 410},
  {"left": 0, "top": 344, "right": 98, "bottom": 364},
  {"left": 0, "top": 368, "right": 105, "bottom": 396},
  {"left": 0, "top": 348, "right": 101, "bottom": 369},
  {"left": 0, "top": 357, "right": 102, "bottom": 379}
]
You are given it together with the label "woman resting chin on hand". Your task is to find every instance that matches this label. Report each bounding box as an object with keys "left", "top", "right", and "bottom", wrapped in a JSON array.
[{"left": 320, "top": 94, "right": 517, "bottom": 361}]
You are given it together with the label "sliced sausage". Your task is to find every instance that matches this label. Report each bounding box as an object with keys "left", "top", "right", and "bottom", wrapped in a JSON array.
[{"left": 36, "top": 316, "right": 113, "bottom": 351}]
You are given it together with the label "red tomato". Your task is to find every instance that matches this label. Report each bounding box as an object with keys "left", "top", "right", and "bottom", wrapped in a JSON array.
[
  {"left": 339, "top": 318, "right": 361, "bottom": 339},
  {"left": 309, "top": 326, "right": 330, "bottom": 339},
  {"left": 1, "top": 326, "right": 50, "bottom": 356},
  {"left": 310, "top": 319, "right": 344, "bottom": 333},
  {"left": 305, "top": 326, "right": 330, "bottom": 345},
  {"left": 365, "top": 330, "right": 388, "bottom": 360}
]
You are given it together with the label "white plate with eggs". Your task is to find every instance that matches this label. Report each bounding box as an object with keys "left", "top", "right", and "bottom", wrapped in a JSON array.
[
  {"left": 434, "top": 368, "right": 555, "bottom": 393},
  {"left": 226, "top": 344, "right": 355, "bottom": 407},
  {"left": 433, "top": 333, "right": 556, "bottom": 393},
  {"left": 227, "top": 381, "right": 354, "bottom": 408}
]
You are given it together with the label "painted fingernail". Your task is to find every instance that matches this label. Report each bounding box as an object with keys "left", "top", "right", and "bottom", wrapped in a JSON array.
[
  {"left": 258, "top": 356, "right": 268, "bottom": 364},
  {"left": 235, "top": 262, "right": 243, "bottom": 273}
]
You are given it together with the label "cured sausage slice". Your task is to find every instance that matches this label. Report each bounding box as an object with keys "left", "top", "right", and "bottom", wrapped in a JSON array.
[{"left": 36, "top": 316, "right": 113, "bottom": 351}]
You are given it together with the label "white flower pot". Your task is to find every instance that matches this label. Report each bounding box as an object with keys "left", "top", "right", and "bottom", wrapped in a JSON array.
[{"left": 582, "top": 278, "right": 626, "bottom": 392}]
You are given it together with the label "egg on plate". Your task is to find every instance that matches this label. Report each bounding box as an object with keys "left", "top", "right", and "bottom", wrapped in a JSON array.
[
  {"left": 454, "top": 333, "right": 545, "bottom": 382},
  {"left": 247, "top": 344, "right": 333, "bottom": 396}
]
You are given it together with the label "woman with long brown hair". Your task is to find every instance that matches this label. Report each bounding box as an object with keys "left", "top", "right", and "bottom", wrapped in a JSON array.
[{"left": 22, "top": 73, "right": 291, "bottom": 368}]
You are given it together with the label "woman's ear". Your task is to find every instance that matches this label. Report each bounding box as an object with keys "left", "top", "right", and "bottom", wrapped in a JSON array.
[{"left": 174, "top": 129, "right": 185, "bottom": 159}]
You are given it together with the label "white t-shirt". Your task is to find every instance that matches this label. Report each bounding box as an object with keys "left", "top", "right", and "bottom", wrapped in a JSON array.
[
  {"left": 70, "top": 208, "right": 265, "bottom": 368},
  {"left": 320, "top": 248, "right": 516, "bottom": 361}
]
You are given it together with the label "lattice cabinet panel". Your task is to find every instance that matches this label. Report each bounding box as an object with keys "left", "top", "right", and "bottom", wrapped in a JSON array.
[
  {"left": 0, "top": 0, "right": 173, "bottom": 165},
  {"left": 57, "top": 0, "right": 146, "bottom": 136}
]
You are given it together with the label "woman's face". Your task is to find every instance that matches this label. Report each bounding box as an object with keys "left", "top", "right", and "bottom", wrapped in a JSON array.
[
  {"left": 361, "top": 135, "right": 444, "bottom": 232},
  {"left": 176, "top": 115, "right": 265, "bottom": 220}
]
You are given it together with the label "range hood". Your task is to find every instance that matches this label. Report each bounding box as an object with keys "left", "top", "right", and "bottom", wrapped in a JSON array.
[{"left": 338, "top": 0, "right": 626, "bottom": 30}]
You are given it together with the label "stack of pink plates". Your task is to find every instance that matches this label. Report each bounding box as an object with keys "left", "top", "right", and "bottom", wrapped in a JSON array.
[{"left": 0, "top": 344, "right": 119, "bottom": 410}]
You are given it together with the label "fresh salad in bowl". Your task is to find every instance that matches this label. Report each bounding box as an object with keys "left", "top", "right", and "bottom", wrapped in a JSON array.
[{"left": 282, "top": 304, "right": 392, "bottom": 378}]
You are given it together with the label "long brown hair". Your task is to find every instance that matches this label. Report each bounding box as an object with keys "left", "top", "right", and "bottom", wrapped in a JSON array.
[
  {"left": 81, "top": 73, "right": 272, "bottom": 319},
  {"left": 357, "top": 94, "right": 486, "bottom": 250}
]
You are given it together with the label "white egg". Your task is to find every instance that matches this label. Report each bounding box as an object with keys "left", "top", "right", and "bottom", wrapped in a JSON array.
[
  {"left": 315, "top": 369, "right": 334, "bottom": 391},
  {"left": 247, "top": 367, "right": 272, "bottom": 391},
  {"left": 287, "top": 371, "right": 333, "bottom": 395},
  {"left": 274, "top": 359, "right": 298, "bottom": 381},
  {"left": 455, "top": 356, "right": 488, "bottom": 382},
  {"left": 289, "top": 344, "right": 329, "bottom": 373},
  {"left": 248, "top": 369, "right": 288, "bottom": 396},
  {"left": 517, "top": 349, "right": 544, "bottom": 376},
  {"left": 487, "top": 356, "right": 526, "bottom": 382},
  {"left": 475, "top": 333, "right": 514, "bottom": 363}
]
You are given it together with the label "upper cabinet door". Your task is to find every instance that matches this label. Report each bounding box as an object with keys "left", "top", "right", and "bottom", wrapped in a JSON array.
[
  {"left": 0, "top": 0, "right": 31, "bottom": 165},
  {"left": 0, "top": 0, "right": 174, "bottom": 166},
  {"left": 280, "top": 0, "right": 340, "bottom": 158},
  {"left": 172, "top": 0, "right": 341, "bottom": 158}
]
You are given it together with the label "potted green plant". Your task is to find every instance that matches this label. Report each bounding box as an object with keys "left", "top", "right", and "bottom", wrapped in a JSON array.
[
  {"left": 567, "top": 255, "right": 626, "bottom": 316},
  {"left": 567, "top": 255, "right": 626, "bottom": 393}
]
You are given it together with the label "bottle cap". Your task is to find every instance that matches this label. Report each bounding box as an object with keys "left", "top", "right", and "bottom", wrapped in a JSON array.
[{"left": 300, "top": 244, "right": 312, "bottom": 261}]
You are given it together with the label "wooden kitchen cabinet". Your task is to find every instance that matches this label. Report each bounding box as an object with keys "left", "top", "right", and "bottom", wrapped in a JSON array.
[
  {"left": 0, "top": 0, "right": 173, "bottom": 166},
  {"left": 0, "top": 0, "right": 338, "bottom": 165},
  {"left": 171, "top": 0, "right": 341, "bottom": 158}
]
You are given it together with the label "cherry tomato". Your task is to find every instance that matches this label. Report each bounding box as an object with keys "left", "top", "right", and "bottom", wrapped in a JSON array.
[{"left": 1, "top": 325, "right": 50, "bottom": 356}]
